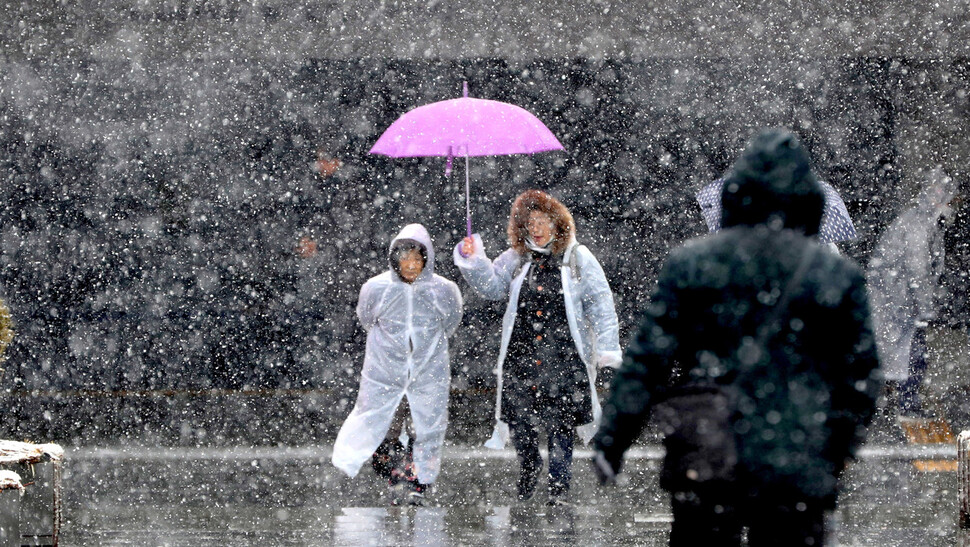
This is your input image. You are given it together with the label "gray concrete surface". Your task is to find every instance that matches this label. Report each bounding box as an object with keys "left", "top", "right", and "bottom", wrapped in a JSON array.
[{"left": 55, "top": 438, "right": 969, "bottom": 546}]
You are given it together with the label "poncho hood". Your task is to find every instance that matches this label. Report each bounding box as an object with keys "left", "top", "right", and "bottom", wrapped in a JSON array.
[
  {"left": 913, "top": 166, "right": 957, "bottom": 217},
  {"left": 388, "top": 223, "right": 435, "bottom": 282}
]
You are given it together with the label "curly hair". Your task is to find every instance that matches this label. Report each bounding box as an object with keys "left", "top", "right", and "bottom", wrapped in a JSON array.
[{"left": 507, "top": 190, "right": 575, "bottom": 256}]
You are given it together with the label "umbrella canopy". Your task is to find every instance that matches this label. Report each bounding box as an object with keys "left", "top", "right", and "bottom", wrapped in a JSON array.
[
  {"left": 370, "top": 83, "right": 564, "bottom": 237},
  {"left": 370, "top": 84, "right": 563, "bottom": 159},
  {"left": 696, "top": 179, "right": 857, "bottom": 243}
]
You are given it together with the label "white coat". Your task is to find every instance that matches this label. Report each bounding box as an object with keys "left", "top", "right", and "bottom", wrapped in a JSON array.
[
  {"left": 867, "top": 170, "right": 956, "bottom": 381},
  {"left": 453, "top": 233, "right": 622, "bottom": 448},
  {"left": 331, "top": 224, "right": 463, "bottom": 484}
]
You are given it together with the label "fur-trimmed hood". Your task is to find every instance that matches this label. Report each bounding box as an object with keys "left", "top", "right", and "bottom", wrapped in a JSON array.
[{"left": 507, "top": 190, "right": 575, "bottom": 256}]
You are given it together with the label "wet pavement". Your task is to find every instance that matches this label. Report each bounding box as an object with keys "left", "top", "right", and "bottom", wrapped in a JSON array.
[{"left": 56, "top": 436, "right": 970, "bottom": 547}]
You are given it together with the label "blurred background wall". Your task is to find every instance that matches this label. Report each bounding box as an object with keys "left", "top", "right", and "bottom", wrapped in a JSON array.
[{"left": 1, "top": 1, "right": 968, "bottom": 445}]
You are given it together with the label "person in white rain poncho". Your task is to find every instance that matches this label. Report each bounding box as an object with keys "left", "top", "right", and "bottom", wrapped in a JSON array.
[
  {"left": 456, "top": 190, "right": 621, "bottom": 505},
  {"left": 867, "top": 168, "right": 957, "bottom": 417},
  {"left": 332, "top": 224, "right": 463, "bottom": 504}
]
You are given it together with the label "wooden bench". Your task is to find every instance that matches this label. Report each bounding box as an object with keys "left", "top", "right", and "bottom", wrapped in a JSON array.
[{"left": 898, "top": 416, "right": 957, "bottom": 472}]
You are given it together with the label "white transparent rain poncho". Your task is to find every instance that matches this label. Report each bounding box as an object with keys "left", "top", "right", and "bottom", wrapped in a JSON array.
[
  {"left": 867, "top": 168, "right": 956, "bottom": 381},
  {"left": 331, "top": 224, "right": 463, "bottom": 484},
  {"left": 453, "top": 233, "right": 622, "bottom": 448}
]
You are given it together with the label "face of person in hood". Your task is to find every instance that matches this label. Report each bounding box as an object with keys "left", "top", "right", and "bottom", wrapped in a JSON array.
[
  {"left": 397, "top": 248, "right": 425, "bottom": 283},
  {"left": 527, "top": 210, "right": 555, "bottom": 247}
]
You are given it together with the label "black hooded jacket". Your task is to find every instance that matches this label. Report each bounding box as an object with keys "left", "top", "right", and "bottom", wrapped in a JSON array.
[{"left": 594, "top": 130, "right": 882, "bottom": 505}]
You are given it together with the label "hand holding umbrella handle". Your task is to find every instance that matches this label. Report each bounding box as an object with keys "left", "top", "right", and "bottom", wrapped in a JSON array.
[{"left": 460, "top": 236, "right": 475, "bottom": 258}]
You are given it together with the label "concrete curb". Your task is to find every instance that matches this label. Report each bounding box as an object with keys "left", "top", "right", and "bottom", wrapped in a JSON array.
[{"left": 62, "top": 443, "right": 949, "bottom": 462}]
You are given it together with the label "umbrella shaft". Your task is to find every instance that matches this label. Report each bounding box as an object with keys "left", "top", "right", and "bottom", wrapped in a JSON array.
[{"left": 465, "top": 154, "right": 472, "bottom": 238}]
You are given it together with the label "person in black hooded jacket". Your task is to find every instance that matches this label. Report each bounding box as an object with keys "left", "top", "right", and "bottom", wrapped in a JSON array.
[{"left": 592, "top": 129, "right": 882, "bottom": 546}]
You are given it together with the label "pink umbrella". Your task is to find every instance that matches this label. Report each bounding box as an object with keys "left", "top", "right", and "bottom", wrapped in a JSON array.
[{"left": 370, "top": 83, "right": 564, "bottom": 237}]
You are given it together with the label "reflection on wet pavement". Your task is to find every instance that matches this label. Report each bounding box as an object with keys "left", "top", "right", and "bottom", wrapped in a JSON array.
[{"left": 56, "top": 445, "right": 970, "bottom": 546}]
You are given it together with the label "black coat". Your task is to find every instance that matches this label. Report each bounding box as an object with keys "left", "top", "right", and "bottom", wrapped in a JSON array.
[
  {"left": 594, "top": 130, "right": 882, "bottom": 506},
  {"left": 503, "top": 251, "right": 592, "bottom": 427}
]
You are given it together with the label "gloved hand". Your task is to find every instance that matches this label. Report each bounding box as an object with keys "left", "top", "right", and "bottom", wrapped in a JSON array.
[{"left": 591, "top": 450, "right": 618, "bottom": 486}]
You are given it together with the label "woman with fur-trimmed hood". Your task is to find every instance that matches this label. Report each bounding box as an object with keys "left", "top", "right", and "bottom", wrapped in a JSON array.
[{"left": 454, "top": 190, "right": 621, "bottom": 504}]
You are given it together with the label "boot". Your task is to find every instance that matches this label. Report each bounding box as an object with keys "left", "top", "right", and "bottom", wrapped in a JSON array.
[
  {"left": 407, "top": 479, "right": 431, "bottom": 506},
  {"left": 517, "top": 467, "right": 539, "bottom": 502}
]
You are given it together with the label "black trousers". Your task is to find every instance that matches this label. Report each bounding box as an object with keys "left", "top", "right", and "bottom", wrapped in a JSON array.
[
  {"left": 669, "top": 487, "right": 826, "bottom": 546},
  {"left": 899, "top": 325, "right": 929, "bottom": 415},
  {"left": 509, "top": 417, "right": 575, "bottom": 497}
]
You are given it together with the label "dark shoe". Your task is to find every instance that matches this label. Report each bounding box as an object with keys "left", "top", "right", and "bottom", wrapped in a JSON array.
[
  {"left": 388, "top": 462, "right": 413, "bottom": 506},
  {"left": 406, "top": 477, "right": 430, "bottom": 506},
  {"left": 407, "top": 484, "right": 428, "bottom": 506},
  {"left": 408, "top": 491, "right": 425, "bottom": 506},
  {"left": 517, "top": 470, "right": 539, "bottom": 502},
  {"left": 388, "top": 479, "right": 407, "bottom": 506},
  {"left": 899, "top": 401, "right": 936, "bottom": 419},
  {"left": 546, "top": 495, "right": 572, "bottom": 507}
]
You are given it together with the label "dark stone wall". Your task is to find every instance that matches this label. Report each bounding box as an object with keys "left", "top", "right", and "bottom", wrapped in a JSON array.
[
  {"left": 4, "top": 0, "right": 970, "bottom": 61},
  {"left": 0, "top": 54, "right": 968, "bottom": 445}
]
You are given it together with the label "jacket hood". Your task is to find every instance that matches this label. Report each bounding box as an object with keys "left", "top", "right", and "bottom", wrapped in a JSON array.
[
  {"left": 914, "top": 166, "right": 957, "bottom": 217},
  {"left": 389, "top": 223, "right": 435, "bottom": 282},
  {"left": 720, "top": 129, "right": 824, "bottom": 236},
  {"left": 507, "top": 189, "right": 576, "bottom": 256}
]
